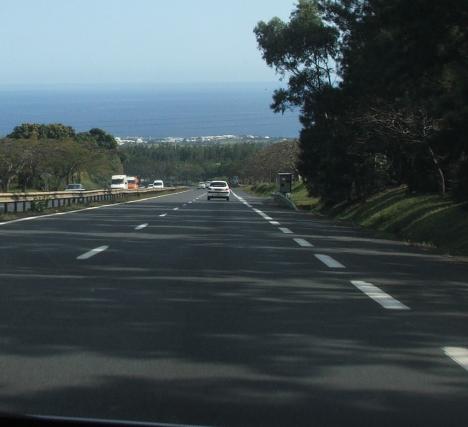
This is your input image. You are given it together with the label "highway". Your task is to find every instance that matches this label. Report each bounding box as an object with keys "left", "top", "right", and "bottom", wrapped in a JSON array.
[{"left": 0, "top": 188, "right": 467, "bottom": 426}]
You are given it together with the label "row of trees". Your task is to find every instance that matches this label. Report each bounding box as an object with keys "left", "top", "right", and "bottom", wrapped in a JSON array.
[
  {"left": 255, "top": 0, "right": 468, "bottom": 203},
  {"left": 242, "top": 139, "right": 299, "bottom": 183},
  {"left": 121, "top": 142, "right": 269, "bottom": 183},
  {"left": 1, "top": 121, "right": 297, "bottom": 191},
  {"left": 0, "top": 124, "right": 122, "bottom": 192}
]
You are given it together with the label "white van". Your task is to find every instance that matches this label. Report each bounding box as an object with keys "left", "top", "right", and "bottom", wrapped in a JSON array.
[
  {"left": 153, "top": 180, "right": 164, "bottom": 189},
  {"left": 111, "top": 175, "right": 128, "bottom": 190}
]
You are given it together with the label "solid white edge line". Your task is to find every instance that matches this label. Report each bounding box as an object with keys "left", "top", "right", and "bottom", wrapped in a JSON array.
[
  {"left": 134, "top": 223, "right": 148, "bottom": 230},
  {"left": 76, "top": 245, "right": 109, "bottom": 260},
  {"left": 279, "top": 227, "right": 293, "bottom": 234},
  {"left": 0, "top": 190, "right": 191, "bottom": 227},
  {"left": 443, "top": 347, "right": 468, "bottom": 371},
  {"left": 32, "top": 414, "right": 211, "bottom": 427},
  {"left": 350, "top": 280, "right": 409, "bottom": 310},
  {"left": 315, "top": 254, "right": 345, "bottom": 268},
  {"left": 253, "top": 209, "right": 273, "bottom": 221},
  {"left": 293, "top": 238, "right": 314, "bottom": 248}
]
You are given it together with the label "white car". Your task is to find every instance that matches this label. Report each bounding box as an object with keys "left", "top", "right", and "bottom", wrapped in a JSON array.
[
  {"left": 207, "top": 181, "right": 230, "bottom": 201},
  {"left": 147, "top": 183, "right": 154, "bottom": 189},
  {"left": 197, "top": 182, "right": 206, "bottom": 189},
  {"left": 153, "top": 180, "right": 164, "bottom": 188}
]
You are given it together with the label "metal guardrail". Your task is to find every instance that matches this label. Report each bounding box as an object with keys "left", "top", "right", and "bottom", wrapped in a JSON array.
[
  {"left": 272, "top": 192, "right": 298, "bottom": 211},
  {"left": 0, "top": 187, "right": 187, "bottom": 214}
]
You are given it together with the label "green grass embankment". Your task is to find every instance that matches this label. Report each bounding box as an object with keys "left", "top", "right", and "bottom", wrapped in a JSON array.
[
  {"left": 245, "top": 182, "right": 320, "bottom": 209},
  {"left": 245, "top": 182, "right": 468, "bottom": 256},
  {"left": 323, "top": 187, "right": 468, "bottom": 255},
  {"left": 245, "top": 182, "right": 276, "bottom": 196}
]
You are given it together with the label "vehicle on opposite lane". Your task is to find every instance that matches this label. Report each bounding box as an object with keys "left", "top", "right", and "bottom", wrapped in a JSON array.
[
  {"left": 207, "top": 180, "right": 230, "bottom": 201},
  {"left": 127, "top": 176, "right": 139, "bottom": 190},
  {"left": 197, "top": 182, "right": 206, "bottom": 189},
  {"left": 64, "top": 183, "right": 86, "bottom": 191},
  {"left": 111, "top": 175, "right": 128, "bottom": 190}
]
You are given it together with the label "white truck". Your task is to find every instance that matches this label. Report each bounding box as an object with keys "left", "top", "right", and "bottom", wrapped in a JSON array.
[{"left": 111, "top": 175, "right": 128, "bottom": 190}]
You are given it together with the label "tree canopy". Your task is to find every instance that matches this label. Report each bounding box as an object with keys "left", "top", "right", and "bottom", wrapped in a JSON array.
[
  {"left": 0, "top": 124, "right": 122, "bottom": 191},
  {"left": 255, "top": 0, "right": 468, "bottom": 203}
]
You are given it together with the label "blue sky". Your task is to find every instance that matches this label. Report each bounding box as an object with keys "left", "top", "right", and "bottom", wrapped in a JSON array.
[{"left": 0, "top": 0, "right": 297, "bottom": 86}]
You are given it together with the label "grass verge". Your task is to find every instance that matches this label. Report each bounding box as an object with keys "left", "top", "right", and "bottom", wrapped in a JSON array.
[
  {"left": 244, "top": 182, "right": 319, "bottom": 210},
  {"left": 319, "top": 186, "right": 468, "bottom": 256},
  {"left": 245, "top": 182, "right": 468, "bottom": 256}
]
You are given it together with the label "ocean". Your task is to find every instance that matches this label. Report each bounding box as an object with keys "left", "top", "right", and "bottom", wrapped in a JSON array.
[{"left": 0, "top": 83, "right": 300, "bottom": 138}]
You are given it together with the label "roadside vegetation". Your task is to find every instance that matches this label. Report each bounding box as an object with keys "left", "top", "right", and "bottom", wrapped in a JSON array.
[
  {"left": 247, "top": 182, "right": 468, "bottom": 255},
  {"left": 255, "top": 0, "right": 468, "bottom": 204},
  {"left": 246, "top": 181, "right": 319, "bottom": 210},
  {"left": 248, "top": 0, "right": 468, "bottom": 255},
  {"left": 0, "top": 124, "right": 122, "bottom": 192},
  {"left": 324, "top": 187, "right": 468, "bottom": 255},
  {"left": 1, "top": 122, "right": 298, "bottom": 192},
  {"left": 121, "top": 138, "right": 299, "bottom": 184},
  {"left": 121, "top": 142, "right": 264, "bottom": 183}
]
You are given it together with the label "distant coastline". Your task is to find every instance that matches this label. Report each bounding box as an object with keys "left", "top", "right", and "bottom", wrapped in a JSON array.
[
  {"left": 115, "top": 134, "right": 293, "bottom": 145},
  {"left": 0, "top": 83, "right": 300, "bottom": 138}
]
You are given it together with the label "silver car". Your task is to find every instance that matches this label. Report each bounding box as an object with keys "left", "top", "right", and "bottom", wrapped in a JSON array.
[{"left": 64, "top": 183, "right": 86, "bottom": 191}]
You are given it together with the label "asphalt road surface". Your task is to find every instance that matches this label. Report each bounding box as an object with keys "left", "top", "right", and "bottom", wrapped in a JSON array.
[{"left": 0, "top": 188, "right": 467, "bottom": 427}]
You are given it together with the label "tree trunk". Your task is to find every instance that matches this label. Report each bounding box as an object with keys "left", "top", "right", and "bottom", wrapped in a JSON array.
[
  {"left": 427, "top": 144, "right": 446, "bottom": 195},
  {"left": 5, "top": 177, "right": 12, "bottom": 192}
]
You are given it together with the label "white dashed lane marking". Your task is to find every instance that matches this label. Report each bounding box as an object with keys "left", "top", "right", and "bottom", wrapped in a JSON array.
[
  {"left": 351, "top": 280, "right": 409, "bottom": 310},
  {"left": 279, "top": 227, "right": 293, "bottom": 234},
  {"left": 159, "top": 213, "right": 167, "bottom": 217},
  {"left": 269, "top": 221, "right": 280, "bottom": 226},
  {"left": 252, "top": 208, "right": 273, "bottom": 221},
  {"left": 134, "top": 223, "right": 148, "bottom": 231},
  {"left": 315, "top": 254, "right": 345, "bottom": 268},
  {"left": 77, "top": 246, "right": 109, "bottom": 260},
  {"left": 293, "top": 238, "right": 314, "bottom": 248},
  {"left": 443, "top": 347, "right": 468, "bottom": 372},
  {"left": 173, "top": 207, "right": 179, "bottom": 211}
]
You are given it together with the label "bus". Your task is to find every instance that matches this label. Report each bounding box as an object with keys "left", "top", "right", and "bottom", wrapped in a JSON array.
[{"left": 111, "top": 175, "right": 128, "bottom": 190}]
